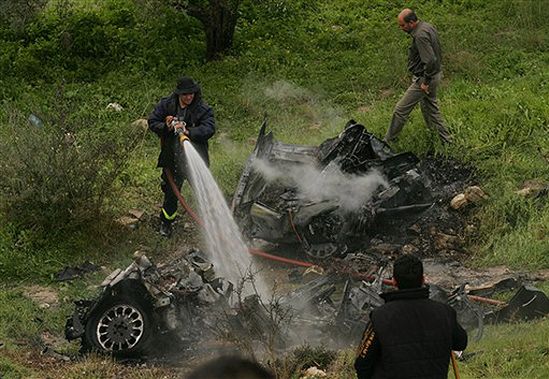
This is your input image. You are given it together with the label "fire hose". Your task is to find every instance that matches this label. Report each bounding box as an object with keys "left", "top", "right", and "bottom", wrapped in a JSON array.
[
  {"left": 162, "top": 138, "right": 503, "bottom": 306},
  {"left": 163, "top": 131, "right": 318, "bottom": 269},
  {"left": 451, "top": 351, "right": 461, "bottom": 379}
]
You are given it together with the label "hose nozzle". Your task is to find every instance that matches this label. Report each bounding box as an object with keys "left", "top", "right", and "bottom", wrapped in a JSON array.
[
  {"left": 178, "top": 133, "right": 189, "bottom": 143},
  {"left": 172, "top": 120, "right": 189, "bottom": 143}
]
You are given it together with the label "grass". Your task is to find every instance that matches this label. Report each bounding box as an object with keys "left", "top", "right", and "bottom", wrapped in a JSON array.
[
  {"left": 325, "top": 318, "right": 549, "bottom": 379},
  {"left": 0, "top": 0, "right": 548, "bottom": 377}
]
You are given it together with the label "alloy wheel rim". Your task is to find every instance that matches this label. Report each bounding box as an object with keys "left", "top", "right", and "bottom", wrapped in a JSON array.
[{"left": 96, "top": 304, "right": 145, "bottom": 351}]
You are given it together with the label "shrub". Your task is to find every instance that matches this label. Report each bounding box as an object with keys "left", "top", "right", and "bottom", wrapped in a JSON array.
[
  {"left": 0, "top": 0, "right": 47, "bottom": 36},
  {"left": 0, "top": 84, "right": 138, "bottom": 235}
]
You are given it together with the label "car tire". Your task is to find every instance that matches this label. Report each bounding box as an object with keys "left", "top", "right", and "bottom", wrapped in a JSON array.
[{"left": 83, "top": 295, "right": 153, "bottom": 357}]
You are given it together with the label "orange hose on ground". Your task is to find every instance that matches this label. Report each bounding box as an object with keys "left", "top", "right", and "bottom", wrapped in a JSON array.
[
  {"left": 164, "top": 167, "right": 204, "bottom": 228},
  {"left": 248, "top": 247, "right": 315, "bottom": 268},
  {"left": 451, "top": 351, "right": 461, "bottom": 379},
  {"left": 164, "top": 165, "right": 506, "bottom": 306}
]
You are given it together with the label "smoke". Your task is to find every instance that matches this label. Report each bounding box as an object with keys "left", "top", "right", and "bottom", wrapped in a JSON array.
[
  {"left": 238, "top": 78, "right": 346, "bottom": 138},
  {"left": 252, "top": 159, "right": 389, "bottom": 212},
  {"left": 264, "top": 80, "right": 313, "bottom": 103}
]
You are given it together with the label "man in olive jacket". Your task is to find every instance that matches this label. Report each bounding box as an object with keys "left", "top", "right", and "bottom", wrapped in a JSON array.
[
  {"left": 384, "top": 9, "right": 452, "bottom": 144},
  {"left": 148, "top": 76, "right": 215, "bottom": 237},
  {"left": 354, "top": 254, "right": 467, "bottom": 379}
]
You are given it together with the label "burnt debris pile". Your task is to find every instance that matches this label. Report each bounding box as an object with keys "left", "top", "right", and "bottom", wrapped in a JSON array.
[
  {"left": 232, "top": 120, "right": 475, "bottom": 260},
  {"left": 65, "top": 120, "right": 547, "bottom": 361},
  {"left": 66, "top": 250, "right": 235, "bottom": 358},
  {"left": 66, "top": 251, "right": 549, "bottom": 359}
]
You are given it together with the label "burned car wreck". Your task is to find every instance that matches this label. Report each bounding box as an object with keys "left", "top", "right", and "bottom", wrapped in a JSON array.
[
  {"left": 231, "top": 120, "right": 434, "bottom": 259},
  {"left": 65, "top": 250, "right": 234, "bottom": 357},
  {"left": 65, "top": 120, "right": 548, "bottom": 358},
  {"left": 66, "top": 251, "right": 549, "bottom": 358}
]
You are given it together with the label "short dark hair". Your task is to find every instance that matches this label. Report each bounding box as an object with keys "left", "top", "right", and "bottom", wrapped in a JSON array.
[
  {"left": 187, "top": 356, "right": 274, "bottom": 379},
  {"left": 393, "top": 254, "right": 423, "bottom": 289},
  {"left": 403, "top": 10, "right": 418, "bottom": 23}
]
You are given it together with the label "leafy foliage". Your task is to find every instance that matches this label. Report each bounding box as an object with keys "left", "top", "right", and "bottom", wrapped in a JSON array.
[
  {"left": 0, "top": 0, "right": 47, "bottom": 36},
  {"left": 0, "top": 0, "right": 547, "bottom": 275},
  {"left": 0, "top": 84, "right": 139, "bottom": 234}
]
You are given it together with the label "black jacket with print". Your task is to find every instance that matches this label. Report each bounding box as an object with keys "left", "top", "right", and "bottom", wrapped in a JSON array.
[{"left": 354, "top": 286, "right": 467, "bottom": 379}]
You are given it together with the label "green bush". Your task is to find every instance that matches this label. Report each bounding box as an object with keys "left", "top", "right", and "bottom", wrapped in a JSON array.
[
  {"left": 0, "top": 85, "right": 138, "bottom": 234},
  {"left": 0, "top": 0, "right": 47, "bottom": 37}
]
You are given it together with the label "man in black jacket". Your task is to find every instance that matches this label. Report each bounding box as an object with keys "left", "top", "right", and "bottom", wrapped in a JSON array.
[
  {"left": 354, "top": 254, "right": 467, "bottom": 379},
  {"left": 384, "top": 9, "right": 452, "bottom": 144},
  {"left": 148, "top": 76, "right": 216, "bottom": 237}
]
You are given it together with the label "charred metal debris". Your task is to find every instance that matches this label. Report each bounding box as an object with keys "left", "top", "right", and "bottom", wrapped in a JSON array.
[
  {"left": 66, "top": 121, "right": 546, "bottom": 358},
  {"left": 232, "top": 120, "right": 474, "bottom": 259},
  {"left": 66, "top": 251, "right": 548, "bottom": 358}
]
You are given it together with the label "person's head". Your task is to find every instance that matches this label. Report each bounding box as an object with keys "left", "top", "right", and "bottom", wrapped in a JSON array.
[
  {"left": 175, "top": 76, "right": 200, "bottom": 107},
  {"left": 392, "top": 254, "right": 424, "bottom": 289},
  {"left": 397, "top": 8, "right": 418, "bottom": 33},
  {"left": 186, "top": 355, "right": 274, "bottom": 379}
]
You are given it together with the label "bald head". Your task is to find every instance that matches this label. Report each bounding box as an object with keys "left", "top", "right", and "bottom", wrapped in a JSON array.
[{"left": 397, "top": 8, "right": 418, "bottom": 33}]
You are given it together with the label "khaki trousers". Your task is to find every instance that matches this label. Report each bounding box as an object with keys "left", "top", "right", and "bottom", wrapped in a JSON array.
[{"left": 385, "top": 72, "right": 452, "bottom": 143}]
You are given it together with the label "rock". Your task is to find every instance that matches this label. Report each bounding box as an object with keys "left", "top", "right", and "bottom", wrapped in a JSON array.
[
  {"left": 106, "top": 102, "right": 123, "bottom": 111},
  {"left": 128, "top": 209, "right": 145, "bottom": 220},
  {"left": 131, "top": 118, "right": 148, "bottom": 130},
  {"left": 117, "top": 209, "right": 145, "bottom": 229},
  {"left": 516, "top": 180, "right": 547, "bottom": 198},
  {"left": 301, "top": 367, "right": 327, "bottom": 378},
  {"left": 450, "top": 193, "right": 467, "bottom": 209},
  {"left": 464, "top": 186, "right": 488, "bottom": 203},
  {"left": 451, "top": 186, "right": 487, "bottom": 209},
  {"left": 434, "top": 232, "right": 460, "bottom": 251}
]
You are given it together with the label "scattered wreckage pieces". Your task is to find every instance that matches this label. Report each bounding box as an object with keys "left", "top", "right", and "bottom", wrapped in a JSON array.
[
  {"left": 66, "top": 250, "right": 297, "bottom": 359},
  {"left": 232, "top": 120, "right": 435, "bottom": 259},
  {"left": 55, "top": 261, "right": 100, "bottom": 281},
  {"left": 282, "top": 259, "right": 548, "bottom": 347},
  {"left": 66, "top": 250, "right": 235, "bottom": 358},
  {"left": 66, "top": 250, "right": 549, "bottom": 360},
  {"left": 485, "top": 285, "right": 549, "bottom": 324}
]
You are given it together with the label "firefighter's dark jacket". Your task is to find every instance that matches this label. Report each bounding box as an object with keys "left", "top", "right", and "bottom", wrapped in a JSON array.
[
  {"left": 354, "top": 286, "right": 468, "bottom": 379},
  {"left": 148, "top": 91, "right": 215, "bottom": 168}
]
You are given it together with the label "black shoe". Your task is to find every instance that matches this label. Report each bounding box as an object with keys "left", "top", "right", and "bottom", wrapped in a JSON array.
[{"left": 159, "top": 221, "right": 172, "bottom": 238}]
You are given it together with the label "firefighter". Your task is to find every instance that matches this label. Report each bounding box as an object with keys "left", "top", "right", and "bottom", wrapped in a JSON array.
[
  {"left": 355, "top": 254, "right": 467, "bottom": 379},
  {"left": 148, "top": 76, "right": 215, "bottom": 237}
]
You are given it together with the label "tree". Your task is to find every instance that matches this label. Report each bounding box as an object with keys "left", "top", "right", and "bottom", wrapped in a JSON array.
[
  {"left": 0, "top": 0, "right": 47, "bottom": 34},
  {"left": 171, "top": 0, "right": 241, "bottom": 61}
]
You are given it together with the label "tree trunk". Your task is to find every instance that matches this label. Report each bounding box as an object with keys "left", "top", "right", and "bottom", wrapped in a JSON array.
[{"left": 187, "top": 0, "right": 241, "bottom": 61}]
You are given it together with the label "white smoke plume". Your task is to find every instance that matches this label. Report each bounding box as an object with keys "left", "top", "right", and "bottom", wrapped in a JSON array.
[{"left": 252, "top": 159, "right": 389, "bottom": 212}]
